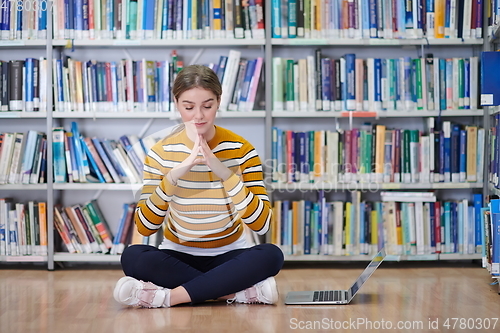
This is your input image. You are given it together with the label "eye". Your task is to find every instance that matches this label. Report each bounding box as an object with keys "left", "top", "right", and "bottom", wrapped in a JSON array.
[
  {"left": 185, "top": 107, "right": 193, "bottom": 110},
  {"left": 204, "top": 106, "right": 212, "bottom": 109}
]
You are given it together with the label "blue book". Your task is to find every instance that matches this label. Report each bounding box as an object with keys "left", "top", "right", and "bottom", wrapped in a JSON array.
[
  {"left": 272, "top": 0, "right": 282, "bottom": 38},
  {"left": 143, "top": 0, "right": 156, "bottom": 34},
  {"left": 281, "top": 200, "right": 290, "bottom": 253},
  {"left": 429, "top": 202, "right": 436, "bottom": 253},
  {"left": 81, "top": 138, "right": 105, "bottom": 183},
  {"left": 360, "top": 0, "right": 369, "bottom": 37},
  {"left": 71, "top": 122, "right": 88, "bottom": 181},
  {"left": 369, "top": 0, "right": 378, "bottom": 37},
  {"left": 481, "top": 52, "right": 500, "bottom": 106},
  {"left": 82, "top": 0, "right": 89, "bottom": 33},
  {"left": 1, "top": 2, "right": 10, "bottom": 34},
  {"left": 24, "top": 59, "right": 34, "bottom": 111},
  {"left": 216, "top": 56, "right": 228, "bottom": 83},
  {"left": 359, "top": 202, "right": 365, "bottom": 254},
  {"left": 66, "top": 131, "right": 79, "bottom": 181},
  {"left": 439, "top": 58, "right": 447, "bottom": 110},
  {"left": 345, "top": 54, "right": 356, "bottom": 111},
  {"left": 489, "top": 199, "right": 500, "bottom": 275},
  {"left": 444, "top": 202, "right": 451, "bottom": 253},
  {"left": 318, "top": 191, "right": 324, "bottom": 253},
  {"left": 321, "top": 58, "right": 332, "bottom": 111},
  {"left": 272, "top": 127, "right": 278, "bottom": 182},
  {"left": 443, "top": 122, "right": 451, "bottom": 182},
  {"left": 458, "top": 201, "right": 464, "bottom": 253},
  {"left": 92, "top": 138, "right": 121, "bottom": 183},
  {"left": 298, "top": 132, "right": 307, "bottom": 182},
  {"left": 75, "top": 0, "right": 83, "bottom": 35},
  {"left": 374, "top": 58, "right": 382, "bottom": 110},
  {"left": 101, "top": 139, "right": 127, "bottom": 180},
  {"left": 238, "top": 59, "right": 256, "bottom": 110},
  {"left": 287, "top": 0, "right": 297, "bottom": 38},
  {"left": 452, "top": 201, "right": 458, "bottom": 253},
  {"left": 450, "top": 124, "right": 460, "bottom": 182},
  {"left": 480, "top": 207, "right": 490, "bottom": 267},
  {"left": 52, "top": 129, "right": 67, "bottom": 183},
  {"left": 161, "top": 0, "right": 169, "bottom": 36},
  {"left": 304, "top": 201, "right": 311, "bottom": 254},
  {"left": 473, "top": 194, "right": 484, "bottom": 252},
  {"left": 464, "top": 58, "right": 470, "bottom": 109}
]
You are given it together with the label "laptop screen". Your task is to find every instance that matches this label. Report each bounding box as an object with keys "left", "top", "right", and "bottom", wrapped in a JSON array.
[{"left": 348, "top": 249, "right": 386, "bottom": 299}]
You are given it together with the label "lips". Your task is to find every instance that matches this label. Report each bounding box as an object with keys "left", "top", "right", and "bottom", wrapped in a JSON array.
[{"left": 195, "top": 123, "right": 206, "bottom": 127}]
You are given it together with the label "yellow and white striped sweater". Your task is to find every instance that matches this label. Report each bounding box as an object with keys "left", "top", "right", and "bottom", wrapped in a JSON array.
[{"left": 135, "top": 126, "right": 272, "bottom": 250}]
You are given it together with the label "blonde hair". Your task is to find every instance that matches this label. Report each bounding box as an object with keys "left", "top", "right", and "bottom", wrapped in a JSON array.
[{"left": 165, "top": 65, "right": 222, "bottom": 140}]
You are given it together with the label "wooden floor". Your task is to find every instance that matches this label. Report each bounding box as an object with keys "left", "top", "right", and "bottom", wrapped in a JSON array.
[{"left": 1, "top": 261, "right": 500, "bottom": 333}]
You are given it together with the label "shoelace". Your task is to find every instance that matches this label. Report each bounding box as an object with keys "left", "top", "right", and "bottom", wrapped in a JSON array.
[
  {"left": 227, "top": 286, "right": 261, "bottom": 304},
  {"left": 135, "top": 281, "right": 164, "bottom": 308}
]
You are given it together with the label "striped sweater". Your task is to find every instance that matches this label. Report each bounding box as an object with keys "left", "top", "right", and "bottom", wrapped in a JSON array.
[{"left": 135, "top": 126, "right": 272, "bottom": 249}]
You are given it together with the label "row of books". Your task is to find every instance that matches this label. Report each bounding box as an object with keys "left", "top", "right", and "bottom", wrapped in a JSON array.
[
  {"left": 273, "top": 53, "right": 479, "bottom": 113},
  {"left": 0, "top": 131, "right": 47, "bottom": 185},
  {"left": 59, "top": 0, "right": 264, "bottom": 40},
  {"left": 0, "top": 0, "right": 265, "bottom": 40},
  {"left": 271, "top": 119, "right": 485, "bottom": 184},
  {"left": 0, "top": 59, "right": 49, "bottom": 112},
  {"left": 0, "top": 1, "right": 49, "bottom": 40},
  {"left": 484, "top": 199, "right": 500, "bottom": 276},
  {"left": 489, "top": 113, "right": 500, "bottom": 189},
  {"left": 0, "top": 199, "right": 48, "bottom": 256},
  {"left": 50, "top": 50, "right": 263, "bottom": 113},
  {"left": 6, "top": 0, "right": 499, "bottom": 41},
  {"left": 271, "top": 191, "right": 484, "bottom": 256},
  {"left": 272, "top": 0, "right": 489, "bottom": 39},
  {"left": 53, "top": 122, "right": 158, "bottom": 184},
  {"left": 53, "top": 200, "right": 140, "bottom": 254}
]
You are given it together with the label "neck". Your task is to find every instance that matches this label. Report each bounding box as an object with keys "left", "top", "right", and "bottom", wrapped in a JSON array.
[{"left": 186, "top": 125, "right": 216, "bottom": 142}]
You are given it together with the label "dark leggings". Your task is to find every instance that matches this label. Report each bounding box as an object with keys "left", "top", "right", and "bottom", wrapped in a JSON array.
[{"left": 120, "top": 243, "right": 284, "bottom": 304}]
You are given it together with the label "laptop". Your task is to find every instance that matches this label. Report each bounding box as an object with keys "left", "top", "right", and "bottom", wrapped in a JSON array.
[{"left": 284, "top": 248, "right": 386, "bottom": 305}]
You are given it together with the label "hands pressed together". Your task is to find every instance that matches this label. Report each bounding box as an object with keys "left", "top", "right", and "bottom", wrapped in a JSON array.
[{"left": 167, "top": 134, "right": 233, "bottom": 186}]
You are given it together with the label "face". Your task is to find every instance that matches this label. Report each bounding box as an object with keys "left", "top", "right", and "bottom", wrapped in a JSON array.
[{"left": 176, "top": 87, "right": 220, "bottom": 140}]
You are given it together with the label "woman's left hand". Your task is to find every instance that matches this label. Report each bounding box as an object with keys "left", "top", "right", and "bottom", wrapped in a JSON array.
[{"left": 198, "top": 134, "right": 233, "bottom": 181}]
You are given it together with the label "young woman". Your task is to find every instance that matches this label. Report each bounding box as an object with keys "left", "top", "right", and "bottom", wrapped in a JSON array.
[{"left": 113, "top": 64, "right": 284, "bottom": 308}]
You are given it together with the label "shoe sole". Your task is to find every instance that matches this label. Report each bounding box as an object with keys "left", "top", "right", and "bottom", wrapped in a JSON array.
[
  {"left": 267, "top": 277, "right": 279, "bottom": 304},
  {"left": 113, "top": 276, "right": 137, "bottom": 305}
]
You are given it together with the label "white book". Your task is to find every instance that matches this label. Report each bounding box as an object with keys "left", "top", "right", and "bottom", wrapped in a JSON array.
[
  {"left": 306, "top": 56, "right": 316, "bottom": 111},
  {"left": 113, "top": 143, "right": 141, "bottom": 183},
  {"left": 220, "top": 50, "right": 241, "bottom": 111},
  {"left": 462, "top": 0, "right": 472, "bottom": 39},
  {"left": 0, "top": 133, "right": 15, "bottom": 184},
  {"left": 420, "top": 136, "right": 431, "bottom": 184},
  {"left": 415, "top": 202, "right": 425, "bottom": 255},
  {"left": 8, "top": 133, "right": 26, "bottom": 184},
  {"left": 469, "top": 57, "right": 478, "bottom": 109},
  {"left": 433, "top": 57, "right": 440, "bottom": 111}
]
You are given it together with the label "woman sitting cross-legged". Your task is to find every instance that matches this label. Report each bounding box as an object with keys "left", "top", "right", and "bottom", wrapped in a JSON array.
[{"left": 113, "top": 64, "right": 284, "bottom": 308}]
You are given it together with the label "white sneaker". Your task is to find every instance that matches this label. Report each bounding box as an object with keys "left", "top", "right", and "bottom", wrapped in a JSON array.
[
  {"left": 228, "top": 277, "right": 279, "bottom": 305},
  {"left": 113, "top": 276, "right": 170, "bottom": 308}
]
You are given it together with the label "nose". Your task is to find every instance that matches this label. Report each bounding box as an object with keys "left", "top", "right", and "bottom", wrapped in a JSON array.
[{"left": 194, "top": 107, "right": 204, "bottom": 120}]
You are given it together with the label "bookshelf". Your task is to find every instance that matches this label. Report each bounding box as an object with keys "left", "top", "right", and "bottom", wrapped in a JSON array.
[{"left": 0, "top": 1, "right": 494, "bottom": 269}]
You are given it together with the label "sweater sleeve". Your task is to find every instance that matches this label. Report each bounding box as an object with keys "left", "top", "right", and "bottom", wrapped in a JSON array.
[
  {"left": 222, "top": 143, "right": 272, "bottom": 235},
  {"left": 134, "top": 143, "right": 177, "bottom": 236}
]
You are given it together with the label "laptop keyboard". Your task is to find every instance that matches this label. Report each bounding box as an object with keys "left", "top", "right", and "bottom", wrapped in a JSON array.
[{"left": 313, "top": 290, "right": 344, "bottom": 302}]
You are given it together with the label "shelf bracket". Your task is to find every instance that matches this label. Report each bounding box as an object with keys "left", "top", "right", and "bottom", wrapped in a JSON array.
[
  {"left": 92, "top": 190, "right": 103, "bottom": 201},
  {"left": 138, "top": 118, "right": 154, "bottom": 139},
  {"left": 189, "top": 48, "right": 205, "bottom": 66}
]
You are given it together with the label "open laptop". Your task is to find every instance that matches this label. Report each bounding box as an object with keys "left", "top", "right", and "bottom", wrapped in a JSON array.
[{"left": 285, "top": 248, "right": 386, "bottom": 305}]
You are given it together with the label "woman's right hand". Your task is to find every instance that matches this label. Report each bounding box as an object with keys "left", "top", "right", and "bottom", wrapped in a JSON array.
[{"left": 167, "top": 133, "right": 203, "bottom": 184}]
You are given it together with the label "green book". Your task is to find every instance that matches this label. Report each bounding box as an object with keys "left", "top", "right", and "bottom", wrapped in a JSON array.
[{"left": 415, "top": 59, "right": 423, "bottom": 110}]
